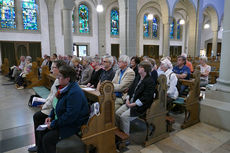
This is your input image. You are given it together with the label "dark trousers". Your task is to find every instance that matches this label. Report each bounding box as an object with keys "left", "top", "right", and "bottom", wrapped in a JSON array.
[
  {"left": 16, "top": 76, "right": 24, "bottom": 86},
  {"left": 37, "top": 129, "right": 59, "bottom": 153},
  {"left": 33, "top": 111, "right": 48, "bottom": 146}
]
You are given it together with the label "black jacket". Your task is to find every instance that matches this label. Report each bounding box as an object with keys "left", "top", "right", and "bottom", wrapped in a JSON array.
[{"left": 128, "top": 75, "right": 155, "bottom": 117}]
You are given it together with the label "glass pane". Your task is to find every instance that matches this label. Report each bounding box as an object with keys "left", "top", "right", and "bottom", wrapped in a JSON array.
[
  {"left": 0, "top": 0, "right": 16, "bottom": 29},
  {"left": 177, "top": 20, "right": 181, "bottom": 40},
  {"left": 22, "top": 0, "right": 38, "bottom": 30},
  {"left": 72, "top": 11, "right": 74, "bottom": 32},
  {"left": 79, "top": 46, "right": 87, "bottom": 57},
  {"left": 170, "top": 20, "right": 174, "bottom": 39},
  {"left": 79, "top": 4, "right": 89, "bottom": 33},
  {"left": 143, "top": 14, "right": 149, "bottom": 38},
  {"left": 111, "top": 9, "right": 119, "bottom": 36},
  {"left": 152, "top": 17, "right": 158, "bottom": 38}
]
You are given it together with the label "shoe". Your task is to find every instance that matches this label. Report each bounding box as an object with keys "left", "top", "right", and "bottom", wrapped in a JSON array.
[
  {"left": 17, "top": 86, "right": 24, "bottom": 90},
  {"left": 28, "top": 146, "right": 37, "bottom": 152}
]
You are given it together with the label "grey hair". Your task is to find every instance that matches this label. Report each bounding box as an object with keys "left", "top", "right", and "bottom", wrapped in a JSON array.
[
  {"left": 119, "top": 55, "right": 130, "bottom": 65},
  {"left": 71, "top": 56, "right": 81, "bottom": 63},
  {"left": 26, "top": 56, "right": 32, "bottom": 62},
  {"left": 93, "top": 56, "right": 101, "bottom": 64},
  {"left": 103, "top": 55, "right": 114, "bottom": 66},
  {"left": 199, "top": 56, "right": 207, "bottom": 62},
  {"left": 82, "top": 56, "right": 92, "bottom": 64}
]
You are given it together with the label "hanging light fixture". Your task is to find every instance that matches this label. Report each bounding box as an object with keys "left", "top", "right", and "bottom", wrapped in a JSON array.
[
  {"left": 96, "top": 4, "right": 104, "bottom": 13},
  {"left": 147, "top": 14, "right": 153, "bottom": 20},
  {"left": 179, "top": 19, "right": 185, "bottom": 25},
  {"left": 204, "top": 23, "right": 210, "bottom": 29}
]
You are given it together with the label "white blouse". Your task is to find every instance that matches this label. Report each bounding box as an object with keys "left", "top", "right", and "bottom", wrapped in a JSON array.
[{"left": 164, "top": 69, "right": 179, "bottom": 99}]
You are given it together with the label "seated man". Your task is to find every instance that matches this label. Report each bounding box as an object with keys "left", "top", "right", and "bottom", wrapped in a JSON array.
[
  {"left": 97, "top": 55, "right": 115, "bottom": 89},
  {"left": 116, "top": 61, "right": 155, "bottom": 135},
  {"left": 9, "top": 56, "right": 26, "bottom": 81},
  {"left": 181, "top": 53, "right": 194, "bottom": 73},
  {"left": 112, "top": 55, "right": 135, "bottom": 111},
  {"left": 173, "top": 55, "right": 191, "bottom": 95},
  {"left": 199, "top": 56, "right": 211, "bottom": 87}
]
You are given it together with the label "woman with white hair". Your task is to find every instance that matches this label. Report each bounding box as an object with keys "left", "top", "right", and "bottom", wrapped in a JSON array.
[
  {"left": 160, "top": 58, "right": 178, "bottom": 108},
  {"left": 199, "top": 56, "right": 211, "bottom": 87}
]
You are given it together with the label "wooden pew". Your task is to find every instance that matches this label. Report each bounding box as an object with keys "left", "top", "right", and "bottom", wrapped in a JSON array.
[
  {"left": 56, "top": 81, "right": 118, "bottom": 153},
  {"left": 142, "top": 74, "right": 169, "bottom": 146},
  {"left": 172, "top": 67, "right": 201, "bottom": 129},
  {"left": 1, "top": 58, "right": 9, "bottom": 75},
  {"left": 209, "top": 71, "right": 219, "bottom": 84},
  {"left": 26, "top": 62, "right": 39, "bottom": 88}
]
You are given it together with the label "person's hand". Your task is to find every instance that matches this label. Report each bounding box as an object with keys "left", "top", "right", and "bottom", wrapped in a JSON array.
[
  {"left": 38, "top": 104, "right": 43, "bottom": 109},
  {"left": 90, "top": 85, "right": 95, "bottom": 88},
  {"left": 126, "top": 99, "right": 130, "bottom": 107},
  {"left": 45, "top": 117, "right": 51, "bottom": 124},
  {"left": 46, "top": 122, "right": 51, "bottom": 129}
]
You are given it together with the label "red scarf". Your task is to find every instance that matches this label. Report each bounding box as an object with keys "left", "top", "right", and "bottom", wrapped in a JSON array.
[{"left": 56, "top": 85, "right": 64, "bottom": 99}]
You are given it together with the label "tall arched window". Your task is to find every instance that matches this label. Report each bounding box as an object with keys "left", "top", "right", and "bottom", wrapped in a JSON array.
[
  {"left": 79, "top": 4, "right": 89, "bottom": 34},
  {"left": 177, "top": 19, "right": 182, "bottom": 40},
  {"left": 143, "top": 14, "right": 149, "bottom": 38},
  {"left": 111, "top": 9, "right": 119, "bottom": 36},
  {"left": 22, "top": 0, "right": 38, "bottom": 30},
  {"left": 170, "top": 19, "right": 175, "bottom": 39},
  {"left": 0, "top": 0, "right": 16, "bottom": 29},
  {"left": 152, "top": 16, "right": 159, "bottom": 38}
]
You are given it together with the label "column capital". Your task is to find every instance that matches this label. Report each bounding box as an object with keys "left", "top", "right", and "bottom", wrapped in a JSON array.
[{"left": 61, "top": 0, "right": 74, "bottom": 10}]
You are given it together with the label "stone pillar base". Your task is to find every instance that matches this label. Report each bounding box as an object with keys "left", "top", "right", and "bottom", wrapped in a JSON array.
[
  {"left": 200, "top": 90, "right": 230, "bottom": 131},
  {"left": 216, "top": 78, "right": 230, "bottom": 93}
]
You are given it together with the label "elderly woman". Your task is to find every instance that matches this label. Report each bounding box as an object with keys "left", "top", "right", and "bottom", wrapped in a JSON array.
[
  {"left": 28, "top": 60, "right": 66, "bottom": 152},
  {"left": 116, "top": 61, "right": 155, "bottom": 135},
  {"left": 79, "top": 56, "right": 94, "bottom": 85},
  {"left": 37, "top": 65, "right": 89, "bottom": 153},
  {"left": 87, "top": 56, "right": 103, "bottom": 88},
  {"left": 15, "top": 56, "right": 32, "bottom": 89},
  {"left": 71, "top": 56, "right": 83, "bottom": 82},
  {"left": 160, "top": 58, "right": 178, "bottom": 108},
  {"left": 199, "top": 56, "right": 211, "bottom": 87}
]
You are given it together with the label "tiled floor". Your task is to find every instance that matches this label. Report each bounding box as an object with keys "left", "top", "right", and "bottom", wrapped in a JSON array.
[{"left": 0, "top": 75, "right": 230, "bottom": 153}]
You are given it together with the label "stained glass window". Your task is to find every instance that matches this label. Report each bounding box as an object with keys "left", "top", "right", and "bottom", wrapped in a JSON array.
[
  {"left": 0, "top": 0, "right": 16, "bottom": 29},
  {"left": 111, "top": 9, "right": 119, "bottom": 36},
  {"left": 170, "top": 19, "right": 175, "bottom": 39},
  {"left": 79, "top": 4, "right": 89, "bottom": 33},
  {"left": 143, "top": 14, "right": 149, "bottom": 38},
  {"left": 72, "top": 11, "right": 74, "bottom": 32},
  {"left": 22, "top": 0, "right": 38, "bottom": 30},
  {"left": 177, "top": 20, "right": 181, "bottom": 40},
  {"left": 152, "top": 17, "right": 158, "bottom": 38}
]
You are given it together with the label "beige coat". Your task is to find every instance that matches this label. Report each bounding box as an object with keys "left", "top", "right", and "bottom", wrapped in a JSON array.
[{"left": 112, "top": 67, "right": 135, "bottom": 92}]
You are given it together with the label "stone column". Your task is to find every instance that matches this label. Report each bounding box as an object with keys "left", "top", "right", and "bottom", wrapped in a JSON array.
[
  {"left": 216, "top": 0, "right": 230, "bottom": 92},
  {"left": 98, "top": 12, "right": 106, "bottom": 56},
  {"left": 15, "top": 0, "right": 23, "bottom": 31},
  {"left": 212, "top": 30, "right": 218, "bottom": 56},
  {"left": 162, "top": 22, "right": 170, "bottom": 57},
  {"left": 61, "top": 0, "right": 74, "bottom": 55},
  {"left": 118, "top": 0, "right": 137, "bottom": 57},
  {"left": 45, "top": 0, "right": 56, "bottom": 55}
]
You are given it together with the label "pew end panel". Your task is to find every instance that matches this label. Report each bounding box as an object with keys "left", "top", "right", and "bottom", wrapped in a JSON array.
[
  {"left": 26, "top": 62, "right": 39, "bottom": 88},
  {"left": 143, "top": 75, "right": 169, "bottom": 146},
  {"left": 81, "top": 81, "right": 118, "bottom": 153}
]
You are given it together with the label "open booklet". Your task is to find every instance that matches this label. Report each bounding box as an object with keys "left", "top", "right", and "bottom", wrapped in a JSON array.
[{"left": 32, "top": 97, "right": 46, "bottom": 107}]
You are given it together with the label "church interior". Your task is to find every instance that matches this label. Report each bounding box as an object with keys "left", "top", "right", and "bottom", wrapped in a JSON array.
[{"left": 1, "top": 0, "right": 230, "bottom": 153}]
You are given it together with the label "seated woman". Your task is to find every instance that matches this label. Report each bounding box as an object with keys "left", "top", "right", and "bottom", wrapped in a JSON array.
[
  {"left": 160, "top": 58, "right": 178, "bottom": 109},
  {"left": 87, "top": 56, "right": 103, "bottom": 88},
  {"left": 199, "top": 56, "right": 211, "bottom": 87},
  {"left": 28, "top": 60, "right": 66, "bottom": 152},
  {"left": 71, "top": 56, "right": 83, "bottom": 82},
  {"left": 115, "top": 61, "right": 155, "bottom": 135},
  {"left": 15, "top": 56, "right": 32, "bottom": 89},
  {"left": 79, "top": 56, "right": 94, "bottom": 85},
  {"left": 37, "top": 65, "right": 89, "bottom": 153}
]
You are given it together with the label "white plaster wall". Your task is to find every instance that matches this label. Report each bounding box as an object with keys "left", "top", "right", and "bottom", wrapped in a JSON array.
[
  {"left": 0, "top": 0, "right": 50, "bottom": 56},
  {"left": 168, "top": 0, "right": 197, "bottom": 16},
  {"left": 105, "top": 2, "right": 119, "bottom": 55}
]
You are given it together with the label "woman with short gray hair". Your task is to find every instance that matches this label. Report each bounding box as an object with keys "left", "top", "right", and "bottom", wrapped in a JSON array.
[
  {"left": 199, "top": 56, "right": 211, "bottom": 87},
  {"left": 79, "top": 56, "right": 94, "bottom": 85}
]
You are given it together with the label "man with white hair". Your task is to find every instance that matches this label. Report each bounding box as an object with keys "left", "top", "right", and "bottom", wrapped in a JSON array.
[
  {"left": 181, "top": 53, "right": 194, "bottom": 73},
  {"left": 112, "top": 55, "right": 135, "bottom": 111}
]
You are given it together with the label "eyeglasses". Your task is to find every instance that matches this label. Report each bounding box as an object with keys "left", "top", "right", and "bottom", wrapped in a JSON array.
[
  {"left": 52, "top": 66, "right": 57, "bottom": 69},
  {"left": 103, "top": 61, "right": 109, "bottom": 63}
]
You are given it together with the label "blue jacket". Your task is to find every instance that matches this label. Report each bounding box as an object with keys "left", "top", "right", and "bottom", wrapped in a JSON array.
[{"left": 50, "top": 82, "right": 89, "bottom": 139}]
